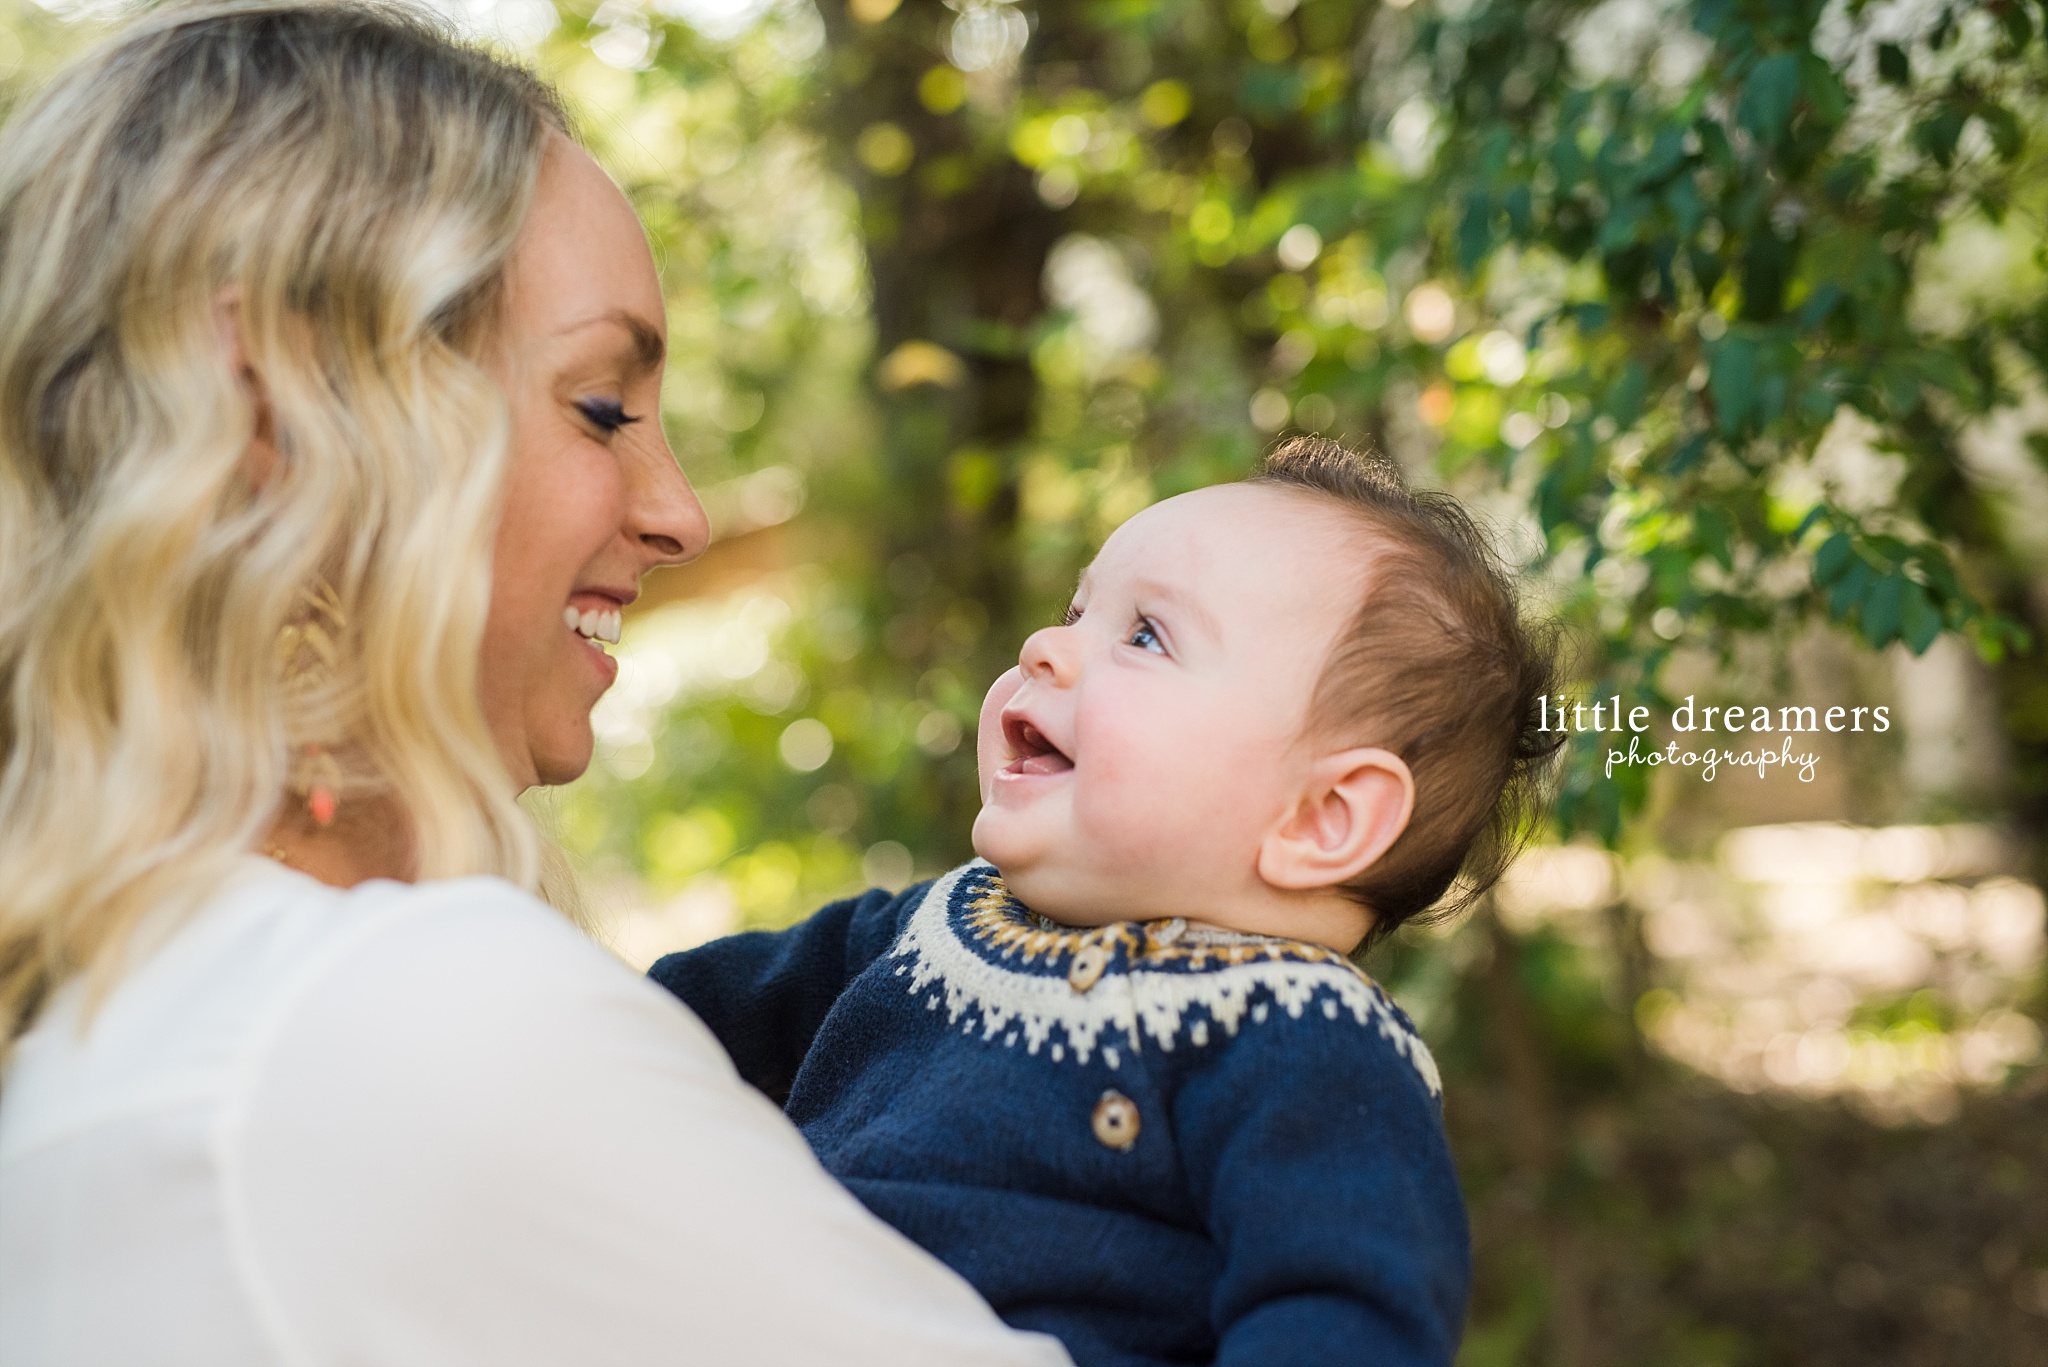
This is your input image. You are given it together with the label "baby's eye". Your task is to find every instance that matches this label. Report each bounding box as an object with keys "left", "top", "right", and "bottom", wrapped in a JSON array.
[
  {"left": 1127, "top": 617, "right": 1164, "bottom": 653},
  {"left": 575, "top": 397, "right": 642, "bottom": 434},
  {"left": 1061, "top": 602, "right": 1082, "bottom": 626}
]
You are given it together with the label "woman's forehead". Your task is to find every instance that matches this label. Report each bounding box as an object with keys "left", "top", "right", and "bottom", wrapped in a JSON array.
[{"left": 505, "top": 138, "right": 665, "bottom": 337}]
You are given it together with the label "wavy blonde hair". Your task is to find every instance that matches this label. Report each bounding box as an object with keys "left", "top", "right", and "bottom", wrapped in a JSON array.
[{"left": 0, "top": 1, "right": 574, "bottom": 1048}]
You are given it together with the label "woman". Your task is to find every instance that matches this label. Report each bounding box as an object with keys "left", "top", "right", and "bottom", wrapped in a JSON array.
[{"left": 0, "top": 5, "right": 1070, "bottom": 1364}]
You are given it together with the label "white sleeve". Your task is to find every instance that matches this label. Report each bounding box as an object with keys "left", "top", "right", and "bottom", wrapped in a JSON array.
[{"left": 225, "top": 880, "right": 1072, "bottom": 1367}]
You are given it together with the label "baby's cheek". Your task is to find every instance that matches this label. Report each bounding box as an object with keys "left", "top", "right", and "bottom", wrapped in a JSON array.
[
  {"left": 1075, "top": 748, "right": 1203, "bottom": 864},
  {"left": 1117, "top": 739, "right": 1271, "bottom": 869}
]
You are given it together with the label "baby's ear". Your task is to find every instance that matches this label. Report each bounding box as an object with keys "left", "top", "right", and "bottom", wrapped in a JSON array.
[{"left": 1256, "top": 747, "right": 1415, "bottom": 891}]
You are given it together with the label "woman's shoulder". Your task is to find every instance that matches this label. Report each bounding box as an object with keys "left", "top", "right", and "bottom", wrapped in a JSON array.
[
  {"left": 115, "top": 857, "right": 577, "bottom": 988},
  {"left": 137, "top": 859, "right": 643, "bottom": 1052},
  {"left": 230, "top": 863, "right": 731, "bottom": 1154},
  {"left": 223, "top": 859, "right": 636, "bottom": 1000},
  {"left": 262, "top": 857, "right": 571, "bottom": 945},
  {"left": 237, "top": 860, "right": 723, "bottom": 1082},
  {"left": 5, "top": 860, "right": 1075, "bottom": 1367},
  {"left": 225, "top": 868, "right": 1071, "bottom": 1367},
  {"left": 4, "top": 860, "right": 701, "bottom": 1150},
  {"left": 300, "top": 863, "right": 618, "bottom": 983}
]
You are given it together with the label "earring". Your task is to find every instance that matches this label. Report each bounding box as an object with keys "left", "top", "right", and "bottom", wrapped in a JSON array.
[
  {"left": 304, "top": 744, "right": 340, "bottom": 827},
  {"left": 277, "top": 581, "right": 348, "bottom": 828}
]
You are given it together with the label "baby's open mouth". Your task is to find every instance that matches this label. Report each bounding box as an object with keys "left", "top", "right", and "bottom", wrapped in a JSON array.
[{"left": 1003, "top": 715, "right": 1074, "bottom": 776}]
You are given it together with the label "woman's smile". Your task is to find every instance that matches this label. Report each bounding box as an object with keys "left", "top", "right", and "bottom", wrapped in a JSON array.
[
  {"left": 479, "top": 136, "right": 707, "bottom": 789},
  {"left": 563, "top": 603, "right": 623, "bottom": 645}
]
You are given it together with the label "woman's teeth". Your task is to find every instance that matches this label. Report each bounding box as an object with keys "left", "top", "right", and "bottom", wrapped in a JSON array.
[{"left": 564, "top": 605, "right": 622, "bottom": 645}]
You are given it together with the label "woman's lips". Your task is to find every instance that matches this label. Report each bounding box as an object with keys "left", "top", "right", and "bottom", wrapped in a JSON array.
[{"left": 573, "top": 629, "right": 619, "bottom": 685}]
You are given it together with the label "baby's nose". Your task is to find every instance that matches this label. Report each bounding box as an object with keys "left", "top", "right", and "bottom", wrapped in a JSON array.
[{"left": 1018, "top": 625, "right": 1079, "bottom": 685}]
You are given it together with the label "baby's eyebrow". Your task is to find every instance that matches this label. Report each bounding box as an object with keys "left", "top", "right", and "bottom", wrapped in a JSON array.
[
  {"left": 1059, "top": 571, "right": 1088, "bottom": 621},
  {"left": 1132, "top": 577, "right": 1220, "bottom": 644}
]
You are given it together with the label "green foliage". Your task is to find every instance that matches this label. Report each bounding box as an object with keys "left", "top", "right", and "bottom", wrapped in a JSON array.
[{"left": 565, "top": 0, "right": 2048, "bottom": 913}]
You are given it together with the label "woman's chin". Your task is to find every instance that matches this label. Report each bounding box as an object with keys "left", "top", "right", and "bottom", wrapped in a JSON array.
[{"left": 526, "top": 724, "right": 596, "bottom": 789}]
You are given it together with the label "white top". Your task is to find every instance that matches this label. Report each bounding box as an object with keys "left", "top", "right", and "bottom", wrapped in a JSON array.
[{"left": 0, "top": 860, "right": 1072, "bottom": 1367}]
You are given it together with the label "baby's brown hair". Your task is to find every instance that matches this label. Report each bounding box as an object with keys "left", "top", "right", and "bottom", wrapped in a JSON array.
[{"left": 1249, "top": 437, "right": 1561, "bottom": 948}]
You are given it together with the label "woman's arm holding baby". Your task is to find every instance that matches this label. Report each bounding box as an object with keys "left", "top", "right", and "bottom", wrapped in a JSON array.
[
  {"left": 1172, "top": 994, "right": 1470, "bottom": 1367},
  {"left": 648, "top": 881, "right": 926, "bottom": 1104}
]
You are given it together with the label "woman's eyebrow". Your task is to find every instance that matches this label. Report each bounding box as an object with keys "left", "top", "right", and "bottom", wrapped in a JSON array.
[{"left": 558, "top": 309, "right": 666, "bottom": 373}]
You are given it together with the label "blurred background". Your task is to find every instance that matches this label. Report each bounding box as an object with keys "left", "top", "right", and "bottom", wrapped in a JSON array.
[{"left": 7, "top": 0, "right": 2046, "bottom": 1361}]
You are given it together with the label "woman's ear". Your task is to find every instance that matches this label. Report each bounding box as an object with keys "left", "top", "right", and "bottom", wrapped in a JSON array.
[
  {"left": 216, "top": 288, "right": 280, "bottom": 489},
  {"left": 1256, "top": 747, "right": 1416, "bottom": 891}
]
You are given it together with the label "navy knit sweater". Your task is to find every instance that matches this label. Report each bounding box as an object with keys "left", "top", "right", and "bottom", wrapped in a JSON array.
[{"left": 649, "top": 861, "right": 1469, "bottom": 1367}]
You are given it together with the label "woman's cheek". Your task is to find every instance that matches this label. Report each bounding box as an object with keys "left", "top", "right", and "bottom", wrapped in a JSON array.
[{"left": 564, "top": 445, "right": 628, "bottom": 563}]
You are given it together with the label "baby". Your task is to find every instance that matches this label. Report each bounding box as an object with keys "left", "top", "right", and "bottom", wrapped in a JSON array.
[{"left": 651, "top": 436, "right": 1556, "bottom": 1367}]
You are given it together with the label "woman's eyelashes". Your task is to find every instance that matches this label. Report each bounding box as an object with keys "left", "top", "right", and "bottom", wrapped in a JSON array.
[{"left": 574, "top": 396, "right": 642, "bottom": 434}]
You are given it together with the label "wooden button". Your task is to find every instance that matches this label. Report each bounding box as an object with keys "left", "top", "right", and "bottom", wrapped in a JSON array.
[
  {"left": 1092, "top": 1090, "right": 1140, "bottom": 1150},
  {"left": 1067, "top": 943, "right": 1109, "bottom": 992}
]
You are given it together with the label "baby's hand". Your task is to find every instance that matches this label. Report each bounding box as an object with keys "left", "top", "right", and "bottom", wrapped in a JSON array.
[{"left": 976, "top": 667, "right": 1025, "bottom": 807}]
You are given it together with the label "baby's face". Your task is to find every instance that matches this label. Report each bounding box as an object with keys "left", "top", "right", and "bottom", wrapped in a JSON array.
[{"left": 972, "top": 482, "right": 1370, "bottom": 926}]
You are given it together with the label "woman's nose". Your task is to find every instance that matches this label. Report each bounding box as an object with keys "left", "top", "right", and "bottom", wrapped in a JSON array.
[
  {"left": 624, "top": 437, "right": 709, "bottom": 571},
  {"left": 1018, "top": 625, "right": 1078, "bottom": 685}
]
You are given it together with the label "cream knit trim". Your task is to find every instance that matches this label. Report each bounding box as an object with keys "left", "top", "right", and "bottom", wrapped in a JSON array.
[{"left": 888, "top": 862, "right": 1441, "bottom": 1095}]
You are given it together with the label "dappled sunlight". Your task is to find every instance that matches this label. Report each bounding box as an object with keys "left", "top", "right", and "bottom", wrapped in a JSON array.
[
  {"left": 573, "top": 570, "right": 970, "bottom": 963},
  {"left": 1498, "top": 825, "right": 2044, "bottom": 1124}
]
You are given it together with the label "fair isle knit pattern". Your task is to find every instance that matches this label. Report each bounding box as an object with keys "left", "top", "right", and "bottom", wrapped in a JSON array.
[
  {"left": 892, "top": 861, "right": 1442, "bottom": 1093},
  {"left": 649, "top": 865, "right": 1471, "bottom": 1367}
]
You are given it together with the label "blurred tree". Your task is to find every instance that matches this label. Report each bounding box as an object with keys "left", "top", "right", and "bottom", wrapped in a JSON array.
[
  {"left": 805, "top": 0, "right": 2048, "bottom": 845},
  {"left": 559, "top": 0, "right": 2048, "bottom": 900}
]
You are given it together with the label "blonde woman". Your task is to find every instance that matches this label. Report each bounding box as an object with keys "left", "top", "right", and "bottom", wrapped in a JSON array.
[{"left": 0, "top": 5, "right": 1070, "bottom": 1364}]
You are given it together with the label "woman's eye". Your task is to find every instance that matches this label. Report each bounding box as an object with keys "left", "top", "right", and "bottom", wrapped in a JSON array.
[
  {"left": 575, "top": 397, "right": 642, "bottom": 433},
  {"left": 1127, "top": 618, "right": 1163, "bottom": 653}
]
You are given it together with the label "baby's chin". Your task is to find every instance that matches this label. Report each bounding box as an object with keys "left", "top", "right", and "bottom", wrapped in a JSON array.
[
  {"left": 994, "top": 874, "right": 1127, "bottom": 929},
  {"left": 969, "top": 823, "right": 1120, "bottom": 927}
]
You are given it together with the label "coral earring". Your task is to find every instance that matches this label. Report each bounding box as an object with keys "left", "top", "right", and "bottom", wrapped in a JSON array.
[{"left": 301, "top": 743, "right": 342, "bottom": 827}]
